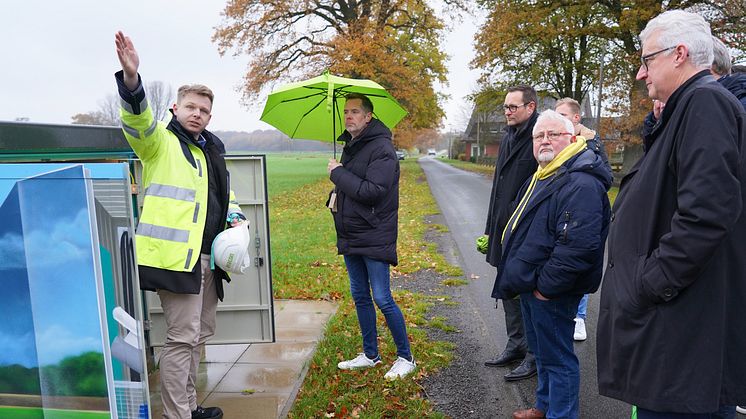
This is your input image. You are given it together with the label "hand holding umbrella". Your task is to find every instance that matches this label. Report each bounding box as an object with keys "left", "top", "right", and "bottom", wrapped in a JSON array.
[{"left": 327, "top": 158, "right": 342, "bottom": 175}]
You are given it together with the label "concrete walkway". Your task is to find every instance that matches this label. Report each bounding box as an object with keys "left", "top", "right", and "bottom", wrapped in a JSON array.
[{"left": 148, "top": 299, "right": 338, "bottom": 418}]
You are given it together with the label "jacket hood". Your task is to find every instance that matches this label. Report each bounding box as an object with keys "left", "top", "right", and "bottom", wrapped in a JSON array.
[
  {"left": 565, "top": 143, "right": 613, "bottom": 190},
  {"left": 719, "top": 73, "right": 746, "bottom": 101},
  {"left": 337, "top": 118, "right": 392, "bottom": 150},
  {"left": 577, "top": 123, "right": 596, "bottom": 138}
]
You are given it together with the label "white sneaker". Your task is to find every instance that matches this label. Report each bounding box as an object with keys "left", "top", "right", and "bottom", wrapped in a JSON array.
[
  {"left": 384, "top": 357, "right": 416, "bottom": 380},
  {"left": 337, "top": 353, "right": 381, "bottom": 370},
  {"left": 736, "top": 406, "right": 746, "bottom": 414},
  {"left": 573, "top": 318, "right": 587, "bottom": 341}
]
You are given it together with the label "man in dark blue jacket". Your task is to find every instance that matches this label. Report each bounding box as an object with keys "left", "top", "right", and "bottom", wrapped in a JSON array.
[
  {"left": 497, "top": 110, "right": 611, "bottom": 419},
  {"left": 327, "top": 93, "right": 415, "bottom": 380}
]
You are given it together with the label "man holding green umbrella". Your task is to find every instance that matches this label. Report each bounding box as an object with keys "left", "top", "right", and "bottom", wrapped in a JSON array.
[{"left": 326, "top": 93, "right": 416, "bottom": 380}]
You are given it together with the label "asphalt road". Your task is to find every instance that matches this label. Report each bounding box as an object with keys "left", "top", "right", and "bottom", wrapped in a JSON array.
[{"left": 418, "top": 156, "right": 628, "bottom": 418}]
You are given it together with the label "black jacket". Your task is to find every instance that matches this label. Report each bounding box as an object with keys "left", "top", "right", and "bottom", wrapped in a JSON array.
[
  {"left": 493, "top": 148, "right": 611, "bottom": 300},
  {"left": 484, "top": 111, "right": 539, "bottom": 267},
  {"left": 719, "top": 72, "right": 746, "bottom": 110},
  {"left": 597, "top": 71, "right": 746, "bottom": 412},
  {"left": 329, "top": 119, "right": 399, "bottom": 265}
]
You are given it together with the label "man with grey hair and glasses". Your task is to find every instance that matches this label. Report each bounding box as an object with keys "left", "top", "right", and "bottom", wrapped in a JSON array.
[
  {"left": 597, "top": 10, "right": 746, "bottom": 419},
  {"left": 496, "top": 109, "right": 611, "bottom": 419}
]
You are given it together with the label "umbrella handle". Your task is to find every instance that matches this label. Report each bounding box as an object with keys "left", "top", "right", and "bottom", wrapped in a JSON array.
[{"left": 332, "top": 91, "right": 337, "bottom": 160}]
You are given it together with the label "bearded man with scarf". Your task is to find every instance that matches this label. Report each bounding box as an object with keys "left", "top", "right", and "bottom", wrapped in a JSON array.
[{"left": 494, "top": 110, "right": 612, "bottom": 419}]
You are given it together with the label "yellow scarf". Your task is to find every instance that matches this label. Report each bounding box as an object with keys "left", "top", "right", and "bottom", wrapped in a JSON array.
[{"left": 501, "top": 137, "right": 587, "bottom": 243}]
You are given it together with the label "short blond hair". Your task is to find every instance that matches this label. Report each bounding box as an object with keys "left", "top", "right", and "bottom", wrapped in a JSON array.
[
  {"left": 177, "top": 84, "right": 214, "bottom": 105},
  {"left": 533, "top": 110, "right": 574, "bottom": 136},
  {"left": 555, "top": 97, "right": 581, "bottom": 116}
]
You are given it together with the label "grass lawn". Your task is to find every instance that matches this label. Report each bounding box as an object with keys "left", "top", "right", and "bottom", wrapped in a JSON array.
[
  {"left": 265, "top": 155, "right": 459, "bottom": 417},
  {"left": 438, "top": 158, "right": 495, "bottom": 176},
  {"left": 265, "top": 153, "right": 331, "bottom": 196},
  {"left": 608, "top": 186, "right": 619, "bottom": 205},
  {"left": 0, "top": 407, "right": 109, "bottom": 419}
]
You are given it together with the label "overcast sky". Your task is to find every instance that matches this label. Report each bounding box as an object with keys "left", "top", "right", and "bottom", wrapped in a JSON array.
[{"left": 1, "top": 1, "right": 482, "bottom": 133}]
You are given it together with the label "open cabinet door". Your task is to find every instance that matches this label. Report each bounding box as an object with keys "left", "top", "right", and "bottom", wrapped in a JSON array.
[{"left": 142, "top": 155, "right": 275, "bottom": 346}]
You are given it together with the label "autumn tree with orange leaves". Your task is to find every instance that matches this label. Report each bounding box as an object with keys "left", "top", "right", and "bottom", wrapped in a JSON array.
[
  {"left": 213, "top": 0, "right": 459, "bottom": 148},
  {"left": 472, "top": 0, "right": 745, "bottom": 144}
]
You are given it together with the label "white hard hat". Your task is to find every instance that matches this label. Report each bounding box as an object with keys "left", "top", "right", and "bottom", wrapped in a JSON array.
[{"left": 211, "top": 224, "right": 251, "bottom": 274}]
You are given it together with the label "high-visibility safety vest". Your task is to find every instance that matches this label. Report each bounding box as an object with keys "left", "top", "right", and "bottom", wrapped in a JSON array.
[{"left": 116, "top": 72, "right": 242, "bottom": 296}]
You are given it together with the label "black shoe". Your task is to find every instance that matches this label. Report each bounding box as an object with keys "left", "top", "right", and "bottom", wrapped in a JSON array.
[
  {"left": 485, "top": 349, "right": 526, "bottom": 367},
  {"left": 192, "top": 406, "right": 223, "bottom": 419},
  {"left": 504, "top": 357, "right": 537, "bottom": 382}
]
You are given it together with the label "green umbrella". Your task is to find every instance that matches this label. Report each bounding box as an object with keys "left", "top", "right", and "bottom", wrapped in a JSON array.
[{"left": 260, "top": 71, "right": 408, "bottom": 157}]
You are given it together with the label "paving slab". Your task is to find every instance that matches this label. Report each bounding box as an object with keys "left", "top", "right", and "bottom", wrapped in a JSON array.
[{"left": 147, "top": 299, "right": 337, "bottom": 418}]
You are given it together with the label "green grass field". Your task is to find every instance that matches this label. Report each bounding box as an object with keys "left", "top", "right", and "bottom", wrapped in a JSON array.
[
  {"left": 0, "top": 406, "right": 109, "bottom": 419},
  {"left": 439, "top": 157, "right": 496, "bottom": 176},
  {"left": 265, "top": 153, "right": 330, "bottom": 196},
  {"left": 265, "top": 156, "right": 458, "bottom": 417}
]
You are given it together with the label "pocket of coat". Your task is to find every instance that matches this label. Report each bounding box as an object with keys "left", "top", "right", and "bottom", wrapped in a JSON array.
[
  {"left": 352, "top": 203, "right": 380, "bottom": 227},
  {"left": 504, "top": 255, "right": 543, "bottom": 294},
  {"left": 629, "top": 254, "right": 655, "bottom": 312}
]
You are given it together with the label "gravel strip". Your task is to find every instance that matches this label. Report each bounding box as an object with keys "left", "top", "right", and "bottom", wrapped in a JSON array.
[{"left": 393, "top": 225, "right": 505, "bottom": 418}]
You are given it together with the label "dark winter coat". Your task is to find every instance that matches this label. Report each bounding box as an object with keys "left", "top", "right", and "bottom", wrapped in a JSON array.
[
  {"left": 484, "top": 111, "right": 539, "bottom": 267},
  {"left": 719, "top": 72, "right": 746, "bottom": 110},
  {"left": 597, "top": 70, "right": 746, "bottom": 412},
  {"left": 329, "top": 118, "right": 399, "bottom": 265},
  {"left": 492, "top": 148, "right": 612, "bottom": 300}
]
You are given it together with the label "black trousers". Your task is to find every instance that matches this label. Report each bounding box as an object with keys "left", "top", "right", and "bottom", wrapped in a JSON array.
[{"left": 502, "top": 297, "right": 534, "bottom": 360}]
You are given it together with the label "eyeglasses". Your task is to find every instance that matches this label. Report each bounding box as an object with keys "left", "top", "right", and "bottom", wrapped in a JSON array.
[
  {"left": 503, "top": 103, "right": 529, "bottom": 113},
  {"left": 640, "top": 46, "right": 676, "bottom": 71},
  {"left": 532, "top": 131, "right": 572, "bottom": 143}
]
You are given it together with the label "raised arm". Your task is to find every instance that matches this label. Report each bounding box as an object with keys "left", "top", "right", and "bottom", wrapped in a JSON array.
[{"left": 115, "top": 31, "right": 140, "bottom": 91}]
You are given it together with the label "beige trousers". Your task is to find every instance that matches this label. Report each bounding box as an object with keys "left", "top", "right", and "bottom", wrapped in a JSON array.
[{"left": 157, "top": 254, "right": 218, "bottom": 419}]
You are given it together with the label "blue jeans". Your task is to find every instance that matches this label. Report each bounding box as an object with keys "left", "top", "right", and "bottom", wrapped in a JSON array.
[
  {"left": 521, "top": 292, "right": 582, "bottom": 419},
  {"left": 637, "top": 406, "right": 735, "bottom": 419},
  {"left": 344, "top": 255, "right": 412, "bottom": 360},
  {"left": 576, "top": 294, "right": 589, "bottom": 320}
]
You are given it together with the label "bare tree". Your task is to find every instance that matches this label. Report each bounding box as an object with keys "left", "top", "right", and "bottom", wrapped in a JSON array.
[
  {"left": 71, "top": 80, "right": 173, "bottom": 126},
  {"left": 71, "top": 111, "right": 117, "bottom": 126},
  {"left": 146, "top": 81, "right": 175, "bottom": 121},
  {"left": 98, "top": 94, "right": 120, "bottom": 125},
  {"left": 71, "top": 93, "right": 119, "bottom": 126}
]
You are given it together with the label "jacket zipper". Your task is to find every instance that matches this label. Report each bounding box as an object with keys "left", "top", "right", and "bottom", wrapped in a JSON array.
[{"left": 561, "top": 211, "right": 570, "bottom": 243}]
